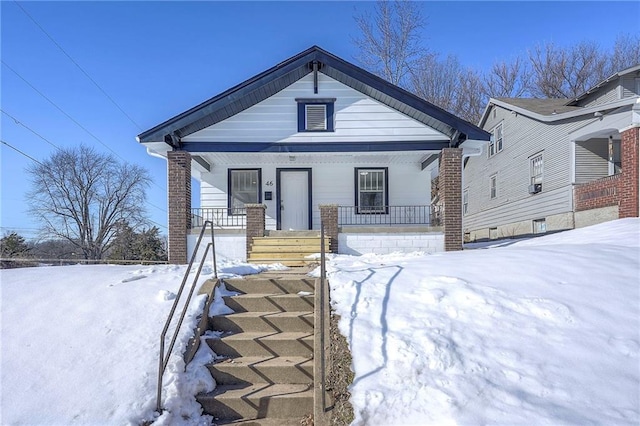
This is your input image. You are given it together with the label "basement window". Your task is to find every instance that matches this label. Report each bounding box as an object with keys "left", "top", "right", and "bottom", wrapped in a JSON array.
[{"left": 296, "top": 98, "right": 335, "bottom": 132}]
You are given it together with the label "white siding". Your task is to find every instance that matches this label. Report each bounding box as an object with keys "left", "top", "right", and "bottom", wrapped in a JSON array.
[
  {"left": 199, "top": 158, "right": 431, "bottom": 231},
  {"left": 181, "top": 73, "right": 447, "bottom": 143},
  {"left": 464, "top": 105, "right": 585, "bottom": 233}
]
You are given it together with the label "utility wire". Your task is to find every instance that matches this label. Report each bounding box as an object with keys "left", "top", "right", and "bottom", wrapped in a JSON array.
[
  {"left": 1, "top": 59, "right": 127, "bottom": 162},
  {"left": 13, "top": 1, "right": 143, "bottom": 131},
  {"left": 1, "top": 109, "right": 62, "bottom": 150},
  {"left": 1, "top": 139, "right": 43, "bottom": 165}
]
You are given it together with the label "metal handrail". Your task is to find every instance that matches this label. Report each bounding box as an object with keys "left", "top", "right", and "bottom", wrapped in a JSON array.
[
  {"left": 319, "top": 222, "right": 327, "bottom": 410},
  {"left": 156, "top": 221, "right": 217, "bottom": 413}
]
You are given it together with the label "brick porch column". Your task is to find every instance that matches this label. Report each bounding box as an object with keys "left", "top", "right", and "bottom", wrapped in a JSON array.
[
  {"left": 245, "top": 204, "right": 266, "bottom": 259},
  {"left": 167, "top": 150, "right": 191, "bottom": 264},
  {"left": 319, "top": 204, "right": 339, "bottom": 253},
  {"left": 440, "top": 148, "right": 463, "bottom": 251},
  {"left": 619, "top": 125, "right": 639, "bottom": 218}
]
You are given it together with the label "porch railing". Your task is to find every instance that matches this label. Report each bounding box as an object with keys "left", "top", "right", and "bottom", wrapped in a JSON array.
[
  {"left": 338, "top": 205, "right": 440, "bottom": 226},
  {"left": 191, "top": 207, "right": 246, "bottom": 229}
]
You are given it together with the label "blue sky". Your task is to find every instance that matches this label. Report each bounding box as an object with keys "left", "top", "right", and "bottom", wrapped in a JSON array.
[{"left": 1, "top": 1, "right": 638, "bottom": 240}]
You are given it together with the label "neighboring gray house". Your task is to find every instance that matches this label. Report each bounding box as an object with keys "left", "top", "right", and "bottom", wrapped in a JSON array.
[{"left": 463, "top": 64, "right": 640, "bottom": 241}]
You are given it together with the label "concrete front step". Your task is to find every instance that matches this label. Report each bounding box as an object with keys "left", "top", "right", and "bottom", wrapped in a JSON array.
[
  {"left": 223, "top": 278, "right": 315, "bottom": 295},
  {"left": 208, "top": 356, "right": 313, "bottom": 385},
  {"left": 210, "top": 312, "right": 314, "bottom": 333},
  {"left": 223, "top": 293, "right": 314, "bottom": 313},
  {"left": 206, "top": 332, "right": 314, "bottom": 358},
  {"left": 197, "top": 383, "right": 313, "bottom": 422}
]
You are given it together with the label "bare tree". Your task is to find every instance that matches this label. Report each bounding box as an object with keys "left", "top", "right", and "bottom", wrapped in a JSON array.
[
  {"left": 456, "top": 68, "right": 487, "bottom": 125},
  {"left": 529, "top": 40, "right": 609, "bottom": 98},
  {"left": 483, "top": 56, "right": 532, "bottom": 98},
  {"left": 26, "top": 145, "right": 150, "bottom": 260},
  {"left": 353, "top": 0, "right": 427, "bottom": 87},
  {"left": 409, "top": 54, "right": 486, "bottom": 124},
  {"left": 609, "top": 33, "right": 640, "bottom": 75},
  {"left": 410, "top": 53, "right": 463, "bottom": 112}
]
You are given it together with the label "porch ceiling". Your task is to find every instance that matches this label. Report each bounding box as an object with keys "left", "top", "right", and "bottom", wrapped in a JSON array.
[{"left": 193, "top": 150, "right": 440, "bottom": 167}]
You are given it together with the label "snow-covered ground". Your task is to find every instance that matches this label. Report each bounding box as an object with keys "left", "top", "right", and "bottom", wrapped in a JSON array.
[
  {"left": 1, "top": 219, "right": 638, "bottom": 425},
  {"left": 326, "top": 218, "right": 640, "bottom": 425},
  {"left": 0, "top": 258, "right": 282, "bottom": 425}
]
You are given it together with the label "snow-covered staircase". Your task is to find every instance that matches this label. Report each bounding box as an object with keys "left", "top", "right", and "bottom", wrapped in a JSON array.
[{"left": 197, "top": 271, "right": 315, "bottom": 424}]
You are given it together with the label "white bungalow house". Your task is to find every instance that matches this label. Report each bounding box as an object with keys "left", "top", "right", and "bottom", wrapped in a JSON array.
[
  {"left": 463, "top": 64, "right": 640, "bottom": 241},
  {"left": 137, "top": 46, "right": 490, "bottom": 263}
]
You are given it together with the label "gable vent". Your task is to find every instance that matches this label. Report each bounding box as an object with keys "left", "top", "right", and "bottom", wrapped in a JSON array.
[{"left": 305, "top": 104, "right": 327, "bottom": 130}]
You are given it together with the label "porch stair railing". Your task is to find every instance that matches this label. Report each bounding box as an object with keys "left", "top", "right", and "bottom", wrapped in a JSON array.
[{"left": 156, "top": 221, "right": 218, "bottom": 413}]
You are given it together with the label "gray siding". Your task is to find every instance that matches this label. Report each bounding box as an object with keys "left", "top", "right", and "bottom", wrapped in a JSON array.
[
  {"left": 621, "top": 76, "right": 639, "bottom": 98},
  {"left": 578, "top": 80, "right": 620, "bottom": 107},
  {"left": 464, "top": 105, "right": 585, "bottom": 232},
  {"left": 575, "top": 139, "right": 609, "bottom": 183}
]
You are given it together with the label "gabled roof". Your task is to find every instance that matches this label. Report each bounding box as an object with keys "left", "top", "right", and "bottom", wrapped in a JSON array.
[
  {"left": 493, "top": 98, "right": 581, "bottom": 115},
  {"left": 567, "top": 63, "right": 640, "bottom": 106},
  {"left": 480, "top": 64, "right": 640, "bottom": 127},
  {"left": 137, "top": 46, "right": 490, "bottom": 147}
]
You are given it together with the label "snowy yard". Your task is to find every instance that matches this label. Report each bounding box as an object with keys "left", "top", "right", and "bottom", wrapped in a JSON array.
[{"left": 1, "top": 219, "right": 638, "bottom": 425}]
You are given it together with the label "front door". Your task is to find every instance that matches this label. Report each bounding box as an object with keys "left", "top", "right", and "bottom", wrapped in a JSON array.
[{"left": 277, "top": 169, "right": 311, "bottom": 230}]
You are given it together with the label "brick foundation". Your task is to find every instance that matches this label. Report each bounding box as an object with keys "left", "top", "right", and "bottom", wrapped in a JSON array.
[
  {"left": 319, "top": 204, "right": 339, "bottom": 253},
  {"left": 619, "top": 125, "right": 639, "bottom": 218},
  {"left": 167, "top": 151, "right": 191, "bottom": 264},
  {"left": 440, "top": 148, "right": 463, "bottom": 251},
  {"left": 245, "top": 204, "right": 266, "bottom": 259}
]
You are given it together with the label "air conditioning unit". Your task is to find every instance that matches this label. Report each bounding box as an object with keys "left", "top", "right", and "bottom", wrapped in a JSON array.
[{"left": 528, "top": 183, "right": 542, "bottom": 194}]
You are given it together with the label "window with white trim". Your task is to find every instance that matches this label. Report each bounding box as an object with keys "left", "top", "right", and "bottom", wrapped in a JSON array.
[
  {"left": 530, "top": 153, "right": 543, "bottom": 193},
  {"left": 488, "top": 123, "right": 503, "bottom": 157},
  {"left": 356, "top": 168, "right": 387, "bottom": 213},
  {"left": 228, "top": 169, "right": 261, "bottom": 212},
  {"left": 490, "top": 174, "right": 497, "bottom": 199}
]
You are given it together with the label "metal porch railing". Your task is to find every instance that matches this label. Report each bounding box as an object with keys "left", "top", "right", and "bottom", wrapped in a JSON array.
[
  {"left": 338, "top": 205, "right": 439, "bottom": 226},
  {"left": 156, "top": 221, "right": 217, "bottom": 413},
  {"left": 191, "top": 207, "right": 247, "bottom": 229}
]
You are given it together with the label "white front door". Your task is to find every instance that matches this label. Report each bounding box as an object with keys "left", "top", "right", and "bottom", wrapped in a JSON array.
[{"left": 279, "top": 170, "right": 310, "bottom": 230}]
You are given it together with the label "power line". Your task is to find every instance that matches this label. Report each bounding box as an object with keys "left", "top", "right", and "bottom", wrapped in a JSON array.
[
  {"left": 1, "top": 59, "right": 127, "bottom": 162},
  {"left": 1, "top": 109, "right": 61, "bottom": 150},
  {"left": 13, "top": 1, "right": 143, "bottom": 131},
  {"left": 1, "top": 139, "right": 43, "bottom": 165}
]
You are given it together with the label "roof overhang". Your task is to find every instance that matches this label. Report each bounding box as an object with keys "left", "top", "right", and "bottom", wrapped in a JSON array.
[
  {"left": 481, "top": 96, "right": 639, "bottom": 127},
  {"left": 137, "top": 46, "right": 490, "bottom": 148}
]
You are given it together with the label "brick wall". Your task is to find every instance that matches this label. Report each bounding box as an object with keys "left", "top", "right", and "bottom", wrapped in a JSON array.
[
  {"left": 319, "top": 204, "right": 338, "bottom": 253},
  {"left": 574, "top": 174, "right": 620, "bottom": 212},
  {"left": 619, "top": 125, "right": 639, "bottom": 218},
  {"left": 439, "top": 148, "right": 463, "bottom": 251},
  {"left": 245, "top": 204, "right": 266, "bottom": 258},
  {"left": 167, "top": 151, "right": 191, "bottom": 264}
]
